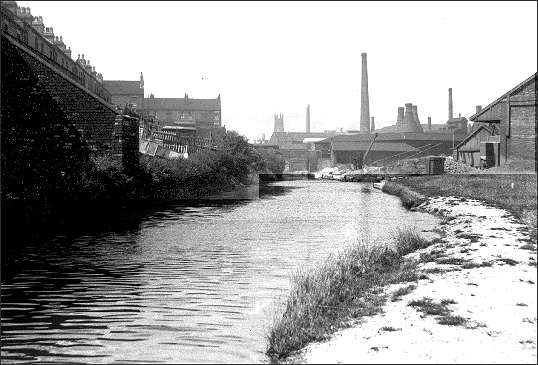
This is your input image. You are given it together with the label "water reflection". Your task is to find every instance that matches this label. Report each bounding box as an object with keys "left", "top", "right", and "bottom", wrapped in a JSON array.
[{"left": 1, "top": 180, "right": 439, "bottom": 363}]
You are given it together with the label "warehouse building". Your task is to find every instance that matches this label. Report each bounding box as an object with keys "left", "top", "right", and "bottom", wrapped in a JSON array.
[{"left": 469, "top": 73, "right": 536, "bottom": 170}]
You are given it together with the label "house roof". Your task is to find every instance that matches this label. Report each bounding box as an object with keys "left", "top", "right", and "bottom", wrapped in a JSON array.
[
  {"left": 470, "top": 73, "right": 537, "bottom": 121},
  {"left": 454, "top": 125, "right": 494, "bottom": 149},
  {"left": 332, "top": 141, "right": 417, "bottom": 152},
  {"left": 144, "top": 97, "right": 220, "bottom": 111},
  {"left": 103, "top": 80, "right": 143, "bottom": 95}
]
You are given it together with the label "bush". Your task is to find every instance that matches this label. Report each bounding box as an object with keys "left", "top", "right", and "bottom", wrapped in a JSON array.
[
  {"left": 2, "top": 127, "right": 284, "bottom": 204},
  {"left": 258, "top": 149, "right": 286, "bottom": 174}
]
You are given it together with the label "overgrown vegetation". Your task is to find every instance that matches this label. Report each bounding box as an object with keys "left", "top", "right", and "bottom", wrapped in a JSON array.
[
  {"left": 381, "top": 181, "right": 427, "bottom": 209},
  {"left": 1, "top": 129, "right": 285, "bottom": 203},
  {"left": 265, "top": 228, "right": 431, "bottom": 360}
]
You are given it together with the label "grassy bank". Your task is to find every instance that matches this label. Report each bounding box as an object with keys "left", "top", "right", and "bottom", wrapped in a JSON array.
[
  {"left": 385, "top": 174, "right": 537, "bottom": 229},
  {"left": 381, "top": 181, "right": 427, "bottom": 209},
  {"left": 266, "top": 228, "right": 433, "bottom": 361}
]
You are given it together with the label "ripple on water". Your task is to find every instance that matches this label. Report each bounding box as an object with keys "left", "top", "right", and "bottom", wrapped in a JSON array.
[{"left": 1, "top": 180, "right": 440, "bottom": 363}]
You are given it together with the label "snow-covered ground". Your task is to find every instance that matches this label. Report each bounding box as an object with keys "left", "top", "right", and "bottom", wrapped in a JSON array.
[{"left": 297, "top": 196, "right": 537, "bottom": 364}]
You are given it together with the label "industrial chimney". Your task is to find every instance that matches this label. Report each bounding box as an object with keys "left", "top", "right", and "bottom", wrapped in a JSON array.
[
  {"left": 360, "top": 52, "right": 370, "bottom": 133},
  {"left": 448, "top": 88, "right": 453, "bottom": 121},
  {"left": 370, "top": 117, "right": 375, "bottom": 131},
  {"left": 306, "top": 104, "right": 311, "bottom": 133},
  {"left": 428, "top": 116, "right": 432, "bottom": 130}
]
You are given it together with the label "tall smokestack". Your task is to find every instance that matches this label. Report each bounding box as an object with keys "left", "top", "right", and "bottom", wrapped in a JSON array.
[
  {"left": 370, "top": 116, "right": 375, "bottom": 131},
  {"left": 448, "top": 88, "right": 453, "bottom": 121},
  {"left": 397, "top": 107, "right": 404, "bottom": 127},
  {"left": 428, "top": 116, "right": 432, "bottom": 130},
  {"left": 306, "top": 104, "right": 310, "bottom": 133},
  {"left": 360, "top": 52, "right": 370, "bottom": 133}
]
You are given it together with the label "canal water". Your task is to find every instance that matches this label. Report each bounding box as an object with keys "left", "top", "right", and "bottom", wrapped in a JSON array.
[{"left": 1, "top": 180, "right": 439, "bottom": 363}]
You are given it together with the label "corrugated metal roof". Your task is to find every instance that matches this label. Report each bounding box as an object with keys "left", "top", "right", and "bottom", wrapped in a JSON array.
[{"left": 332, "top": 141, "right": 417, "bottom": 152}]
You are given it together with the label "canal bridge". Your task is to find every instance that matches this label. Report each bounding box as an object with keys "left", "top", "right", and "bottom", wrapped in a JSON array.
[{"left": 1, "top": 3, "right": 139, "bottom": 170}]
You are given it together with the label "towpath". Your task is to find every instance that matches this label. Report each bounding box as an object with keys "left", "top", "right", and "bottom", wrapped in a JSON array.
[{"left": 296, "top": 196, "right": 537, "bottom": 364}]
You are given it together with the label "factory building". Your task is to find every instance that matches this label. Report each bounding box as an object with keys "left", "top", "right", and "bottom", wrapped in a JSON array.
[
  {"left": 468, "top": 72, "right": 536, "bottom": 170},
  {"left": 326, "top": 132, "right": 462, "bottom": 168}
]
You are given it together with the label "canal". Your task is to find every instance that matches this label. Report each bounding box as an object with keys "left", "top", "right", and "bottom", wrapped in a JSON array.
[{"left": 1, "top": 180, "right": 440, "bottom": 363}]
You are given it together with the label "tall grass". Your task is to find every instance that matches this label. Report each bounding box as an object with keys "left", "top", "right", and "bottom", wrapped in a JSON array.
[
  {"left": 381, "top": 181, "right": 427, "bottom": 209},
  {"left": 266, "top": 228, "right": 430, "bottom": 360}
]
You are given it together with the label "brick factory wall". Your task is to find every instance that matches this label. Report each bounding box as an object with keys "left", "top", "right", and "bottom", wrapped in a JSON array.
[{"left": 510, "top": 104, "right": 536, "bottom": 162}]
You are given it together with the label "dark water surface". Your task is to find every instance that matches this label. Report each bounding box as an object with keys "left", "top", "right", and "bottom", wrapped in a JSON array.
[{"left": 1, "top": 180, "right": 439, "bottom": 363}]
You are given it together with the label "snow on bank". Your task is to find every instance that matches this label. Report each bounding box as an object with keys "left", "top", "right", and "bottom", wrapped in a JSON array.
[{"left": 297, "top": 196, "right": 537, "bottom": 364}]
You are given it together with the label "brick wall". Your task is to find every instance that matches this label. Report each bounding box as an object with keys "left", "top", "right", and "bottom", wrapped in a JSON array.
[
  {"left": 111, "top": 95, "right": 144, "bottom": 109},
  {"left": 112, "top": 114, "right": 140, "bottom": 172},
  {"left": 509, "top": 105, "right": 536, "bottom": 162},
  {"left": 2, "top": 35, "right": 139, "bottom": 172}
]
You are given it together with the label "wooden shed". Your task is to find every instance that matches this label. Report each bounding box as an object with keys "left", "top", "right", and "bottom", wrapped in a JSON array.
[{"left": 454, "top": 125, "right": 498, "bottom": 168}]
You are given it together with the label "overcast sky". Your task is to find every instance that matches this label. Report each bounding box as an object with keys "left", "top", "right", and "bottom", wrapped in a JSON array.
[{"left": 19, "top": 1, "right": 537, "bottom": 141}]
